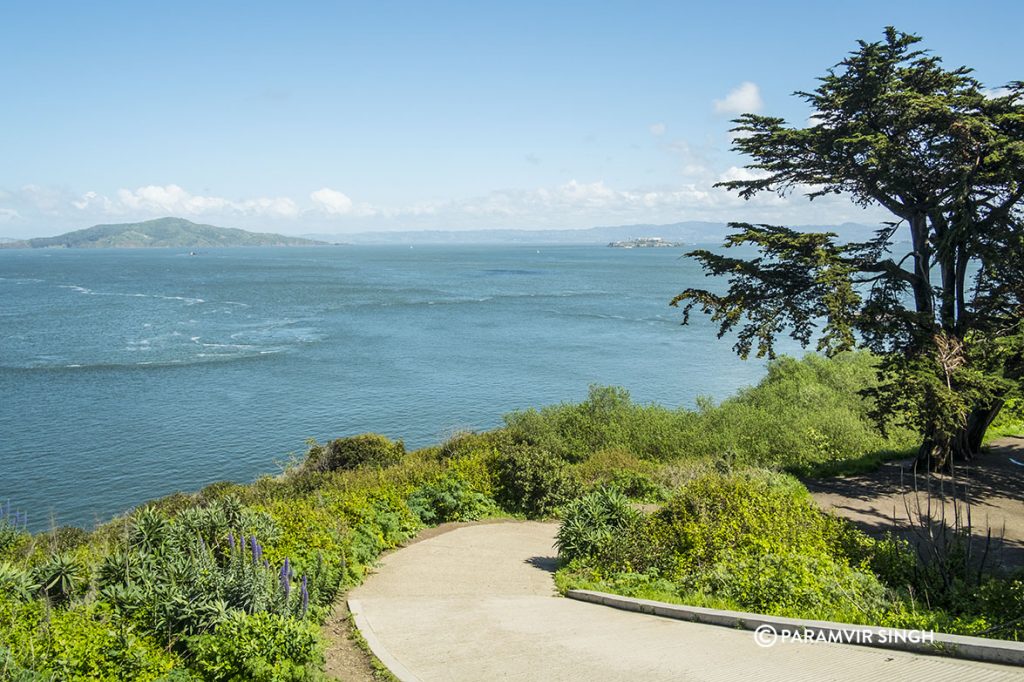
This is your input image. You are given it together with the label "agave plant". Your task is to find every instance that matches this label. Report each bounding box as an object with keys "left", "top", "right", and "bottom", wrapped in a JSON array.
[
  {"left": 33, "top": 553, "right": 86, "bottom": 605},
  {"left": 0, "top": 561, "right": 37, "bottom": 602},
  {"left": 129, "top": 507, "right": 170, "bottom": 554},
  {"left": 99, "top": 582, "right": 147, "bottom": 614},
  {"left": 555, "top": 486, "right": 639, "bottom": 563}
]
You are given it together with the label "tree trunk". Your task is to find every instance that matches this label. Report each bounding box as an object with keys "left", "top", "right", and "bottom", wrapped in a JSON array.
[{"left": 914, "top": 401, "right": 1004, "bottom": 472}]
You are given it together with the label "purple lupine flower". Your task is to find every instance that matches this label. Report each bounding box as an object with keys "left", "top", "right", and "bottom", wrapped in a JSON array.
[
  {"left": 228, "top": 531, "right": 235, "bottom": 551},
  {"left": 199, "top": 536, "right": 207, "bottom": 552},
  {"left": 280, "top": 558, "right": 291, "bottom": 598},
  {"left": 301, "top": 575, "right": 309, "bottom": 617},
  {"left": 250, "top": 535, "right": 259, "bottom": 563},
  {"left": 264, "top": 559, "right": 270, "bottom": 569}
]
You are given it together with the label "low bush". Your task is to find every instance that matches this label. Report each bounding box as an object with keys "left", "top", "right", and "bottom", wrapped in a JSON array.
[
  {"left": 556, "top": 471, "right": 889, "bottom": 615},
  {"left": 505, "top": 385, "right": 689, "bottom": 462},
  {"left": 407, "top": 472, "right": 499, "bottom": 524},
  {"left": 556, "top": 468, "right": 1024, "bottom": 637},
  {"left": 493, "top": 445, "right": 578, "bottom": 517},
  {"left": 555, "top": 487, "right": 643, "bottom": 567},
  {"left": 185, "top": 611, "right": 324, "bottom": 682},
  {"left": 304, "top": 434, "right": 405, "bottom": 472},
  {"left": 0, "top": 597, "right": 179, "bottom": 681},
  {"left": 504, "top": 353, "right": 916, "bottom": 474}
]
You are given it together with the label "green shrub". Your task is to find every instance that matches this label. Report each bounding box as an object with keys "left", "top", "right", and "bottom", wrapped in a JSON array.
[
  {"left": 572, "top": 448, "right": 666, "bottom": 501},
  {"left": 437, "top": 429, "right": 511, "bottom": 461},
  {"left": 558, "top": 469, "right": 897, "bottom": 624},
  {"left": 685, "top": 353, "right": 917, "bottom": 473},
  {"left": 504, "top": 385, "right": 689, "bottom": 462},
  {"left": 0, "top": 562, "right": 37, "bottom": 602},
  {"left": 304, "top": 434, "right": 405, "bottom": 472},
  {"left": 988, "top": 396, "right": 1024, "bottom": 439},
  {"left": 407, "top": 473, "right": 499, "bottom": 525},
  {"left": 555, "top": 487, "right": 641, "bottom": 564},
  {"left": 504, "top": 353, "right": 915, "bottom": 474},
  {"left": 97, "top": 501, "right": 311, "bottom": 644},
  {"left": 185, "top": 611, "right": 323, "bottom": 681},
  {"left": 493, "top": 445, "right": 577, "bottom": 517},
  {"left": 646, "top": 469, "right": 834, "bottom": 575},
  {"left": 694, "top": 545, "right": 888, "bottom": 622},
  {"left": 0, "top": 598, "right": 178, "bottom": 681}
]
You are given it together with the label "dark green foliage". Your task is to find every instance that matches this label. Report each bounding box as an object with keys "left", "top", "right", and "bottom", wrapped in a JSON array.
[
  {"left": 493, "top": 445, "right": 577, "bottom": 517},
  {"left": 38, "top": 526, "right": 91, "bottom": 554},
  {"left": 304, "top": 434, "right": 405, "bottom": 472},
  {"left": 0, "top": 527, "right": 27, "bottom": 563},
  {"left": 407, "top": 473, "right": 499, "bottom": 524},
  {"left": 94, "top": 497, "right": 312, "bottom": 653},
  {"left": 437, "top": 429, "right": 511, "bottom": 461},
  {"left": 676, "top": 28, "right": 1024, "bottom": 468},
  {"left": 33, "top": 553, "right": 87, "bottom": 605}
]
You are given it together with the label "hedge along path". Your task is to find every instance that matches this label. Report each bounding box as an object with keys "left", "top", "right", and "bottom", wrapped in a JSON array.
[{"left": 342, "top": 521, "right": 1020, "bottom": 681}]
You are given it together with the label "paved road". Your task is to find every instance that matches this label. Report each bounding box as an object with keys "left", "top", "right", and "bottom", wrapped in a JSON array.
[{"left": 348, "top": 522, "right": 1021, "bottom": 681}]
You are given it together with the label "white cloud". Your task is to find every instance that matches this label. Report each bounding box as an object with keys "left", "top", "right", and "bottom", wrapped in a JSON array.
[
  {"left": 717, "top": 166, "right": 769, "bottom": 184},
  {"left": 310, "top": 187, "right": 354, "bottom": 215},
  {"left": 72, "top": 185, "right": 299, "bottom": 218},
  {"left": 983, "top": 87, "right": 1012, "bottom": 99},
  {"left": 714, "top": 81, "right": 763, "bottom": 115},
  {"left": 3, "top": 166, "right": 891, "bottom": 237},
  {"left": 72, "top": 191, "right": 113, "bottom": 212},
  {"left": 982, "top": 86, "right": 1023, "bottom": 104},
  {"left": 649, "top": 122, "right": 666, "bottom": 136}
]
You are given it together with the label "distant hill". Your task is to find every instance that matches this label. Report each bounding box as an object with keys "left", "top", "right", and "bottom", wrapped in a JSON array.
[
  {"left": 304, "top": 221, "right": 882, "bottom": 245},
  {"left": 1, "top": 217, "right": 328, "bottom": 249}
]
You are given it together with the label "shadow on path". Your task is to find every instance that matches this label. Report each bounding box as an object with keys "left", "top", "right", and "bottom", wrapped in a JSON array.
[
  {"left": 525, "top": 555, "right": 560, "bottom": 573},
  {"left": 808, "top": 437, "right": 1024, "bottom": 570}
]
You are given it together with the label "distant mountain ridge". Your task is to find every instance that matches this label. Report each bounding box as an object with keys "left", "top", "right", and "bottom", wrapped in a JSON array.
[
  {"left": 1, "top": 218, "right": 328, "bottom": 249},
  {"left": 303, "top": 221, "right": 882, "bottom": 245}
]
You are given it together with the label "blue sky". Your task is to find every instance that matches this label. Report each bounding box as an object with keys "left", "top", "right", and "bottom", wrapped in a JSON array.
[{"left": 1, "top": 1, "right": 1021, "bottom": 237}]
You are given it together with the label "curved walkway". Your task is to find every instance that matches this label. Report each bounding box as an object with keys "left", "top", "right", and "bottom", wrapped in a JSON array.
[{"left": 348, "top": 522, "right": 1020, "bottom": 681}]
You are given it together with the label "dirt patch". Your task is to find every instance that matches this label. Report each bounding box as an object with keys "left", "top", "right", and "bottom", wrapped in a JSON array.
[
  {"left": 322, "top": 599, "right": 378, "bottom": 682},
  {"left": 808, "top": 437, "right": 1024, "bottom": 570}
]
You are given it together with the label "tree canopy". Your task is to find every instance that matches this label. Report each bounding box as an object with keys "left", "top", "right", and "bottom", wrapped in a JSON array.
[{"left": 673, "top": 28, "right": 1024, "bottom": 468}]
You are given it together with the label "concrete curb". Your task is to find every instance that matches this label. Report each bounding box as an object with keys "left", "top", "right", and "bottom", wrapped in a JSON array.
[
  {"left": 347, "top": 599, "right": 423, "bottom": 682},
  {"left": 567, "top": 589, "right": 1024, "bottom": 667}
]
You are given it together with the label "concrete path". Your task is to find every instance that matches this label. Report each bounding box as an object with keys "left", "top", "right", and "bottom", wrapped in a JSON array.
[{"left": 348, "top": 522, "right": 1021, "bottom": 681}]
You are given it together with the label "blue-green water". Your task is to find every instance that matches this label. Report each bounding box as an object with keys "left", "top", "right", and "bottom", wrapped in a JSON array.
[{"left": 0, "top": 245, "right": 784, "bottom": 530}]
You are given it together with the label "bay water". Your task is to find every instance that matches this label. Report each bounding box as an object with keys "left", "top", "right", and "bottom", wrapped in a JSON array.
[{"left": 0, "top": 244, "right": 788, "bottom": 530}]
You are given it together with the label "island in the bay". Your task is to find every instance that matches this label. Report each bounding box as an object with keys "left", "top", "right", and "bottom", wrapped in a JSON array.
[
  {"left": 0, "top": 217, "right": 329, "bottom": 249},
  {"left": 607, "top": 236, "right": 685, "bottom": 248}
]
